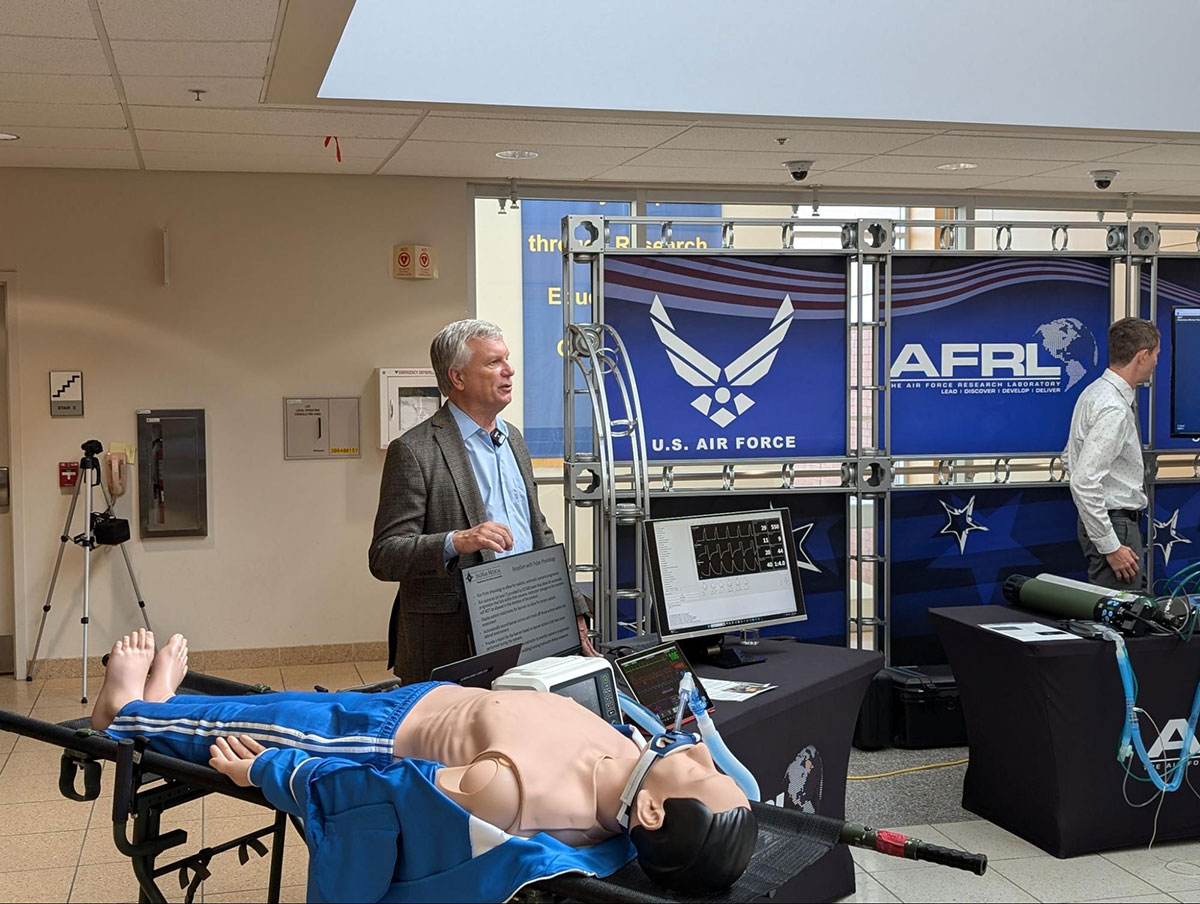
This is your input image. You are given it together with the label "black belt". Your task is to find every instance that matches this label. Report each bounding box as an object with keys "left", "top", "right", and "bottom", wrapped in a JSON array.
[{"left": 1108, "top": 509, "right": 1142, "bottom": 521}]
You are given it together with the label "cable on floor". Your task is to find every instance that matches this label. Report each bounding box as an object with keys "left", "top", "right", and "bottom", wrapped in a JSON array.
[{"left": 847, "top": 758, "right": 969, "bottom": 781}]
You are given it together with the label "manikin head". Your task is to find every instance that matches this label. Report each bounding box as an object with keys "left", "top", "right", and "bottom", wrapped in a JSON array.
[
  {"left": 628, "top": 743, "right": 757, "bottom": 891},
  {"left": 430, "top": 319, "right": 514, "bottom": 422},
  {"left": 1108, "top": 317, "right": 1161, "bottom": 386}
]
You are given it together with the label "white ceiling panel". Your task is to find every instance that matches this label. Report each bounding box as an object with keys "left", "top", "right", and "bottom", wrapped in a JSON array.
[
  {"left": 983, "top": 174, "right": 1188, "bottom": 194},
  {"left": 1090, "top": 142, "right": 1200, "bottom": 166},
  {"left": 410, "top": 115, "right": 688, "bottom": 148},
  {"left": 142, "top": 149, "right": 379, "bottom": 175},
  {"left": 98, "top": 0, "right": 279, "bottom": 41},
  {"left": 0, "top": 125, "right": 130, "bottom": 149},
  {"left": 0, "top": 146, "right": 136, "bottom": 168},
  {"left": 895, "top": 134, "right": 1157, "bottom": 162},
  {"left": 1148, "top": 182, "right": 1200, "bottom": 197},
  {"left": 592, "top": 165, "right": 801, "bottom": 185},
  {"left": 837, "top": 155, "right": 1068, "bottom": 177},
  {"left": 660, "top": 126, "right": 937, "bottom": 155},
  {"left": 775, "top": 170, "right": 998, "bottom": 190},
  {"left": 0, "top": 0, "right": 96, "bottom": 38},
  {"left": 1030, "top": 161, "right": 1200, "bottom": 182},
  {"left": 138, "top": 129, "right": 394, "bottom": 158},
  {"left": 0, "top": 73, "right": 117, "bottom": 104},
  {"left": 121, "top": 76, "right": 265, "bottom": 108},
  {"left": 627, "top": 147, "right": 870, "bottom": 172},
  {"left": 111, "top": 41, "right": 271, "bottom": 78},
  {"left": 0, "top": 101, "right": 126, "bottom": 128},
  {"left": 379, "top": 140, "right": 639, "bottom": 178},
  {"left": 129, "top": 105, "right": 420, "bottom": 138},
  {"left": 0, "top": 36, "right": 109, "bottom": 74}
]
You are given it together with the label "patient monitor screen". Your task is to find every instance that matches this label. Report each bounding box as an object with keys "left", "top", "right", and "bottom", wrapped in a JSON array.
[
  {"left": 1173, "top": 308, "right": 1200, "bottom": 437},
  {"left": 645, "top": 508, "right": 806, "bottom": 642}
]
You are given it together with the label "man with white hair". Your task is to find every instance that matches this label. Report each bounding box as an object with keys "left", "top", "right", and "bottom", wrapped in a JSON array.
[{"left": 370, "top": 319, "right": 593, "bottom": 683}]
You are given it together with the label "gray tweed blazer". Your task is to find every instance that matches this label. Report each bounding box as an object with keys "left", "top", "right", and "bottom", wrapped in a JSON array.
[{"left": 369, "top": 403, "right": 588, "bottom": 675}]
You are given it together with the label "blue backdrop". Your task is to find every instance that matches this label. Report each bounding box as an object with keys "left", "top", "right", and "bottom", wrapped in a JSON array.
[
  {"left": 888, "top": 485, "right": 1088, "bottom": 665},
  {"left": 1150, "top": 258, "right": 1200, "bottom": 451},
  {"left": 1152, "top": 483, "right": 1200, "bottom": 591},
  {"left": 889, "top": 257, "right": 1111, "bottom": 455},
  {"left": 604, "top": 254, "right": 847, "bottom": 460},
  {"left": 618, "top": 492, "right": 849, "bottom": 646}
]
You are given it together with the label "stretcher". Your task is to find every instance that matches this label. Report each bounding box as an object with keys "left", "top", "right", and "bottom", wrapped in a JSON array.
[{"left": 0, "top": 670, "right": 986, "bottom": 903}]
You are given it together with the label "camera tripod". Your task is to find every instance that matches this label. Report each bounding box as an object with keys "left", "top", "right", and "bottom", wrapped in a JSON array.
[{"left": 29, "top": 440, "right": 152, "bottom": 703}]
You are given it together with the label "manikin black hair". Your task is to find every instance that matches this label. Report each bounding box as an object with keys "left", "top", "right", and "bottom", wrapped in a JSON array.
[{"left": 630, "top": 797, "right": 757, "bottom": 892}]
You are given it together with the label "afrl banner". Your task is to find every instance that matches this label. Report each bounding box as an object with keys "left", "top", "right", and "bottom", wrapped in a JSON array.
[
  {"left": 890, "top": 257, "right": 1111, "bottom": 456},
  {"left": 1152, "top": 258, "right": 1200, "bottom": 451},
  {"left": 1153, "top": 483, "right": 1200, "bottom": 580},
  {"left": 605, "top": 255, "right": 846, "bottom": 460},
  {"left": 889, "top": 486, "right": 1087, "bottom": 665}
]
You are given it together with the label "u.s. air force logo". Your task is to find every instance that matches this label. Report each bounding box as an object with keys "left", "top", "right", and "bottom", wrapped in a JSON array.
[{"left": 650, "top": 295, "right": 793, "bottom": 428}]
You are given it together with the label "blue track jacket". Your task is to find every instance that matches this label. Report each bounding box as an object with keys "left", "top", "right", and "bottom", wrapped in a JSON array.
[{"left": 249, "top": 747, "right": 637, "bottom": 903}]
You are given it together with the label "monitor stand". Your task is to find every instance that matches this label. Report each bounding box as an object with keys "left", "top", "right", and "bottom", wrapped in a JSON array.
[{"left": 682, "top": 636, "right": 766, "bottom": 670}]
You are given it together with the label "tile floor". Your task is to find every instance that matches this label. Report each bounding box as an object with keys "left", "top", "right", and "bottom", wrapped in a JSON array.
[{"left": 4, "top": 663, "right": 1200, "bottom": 903}]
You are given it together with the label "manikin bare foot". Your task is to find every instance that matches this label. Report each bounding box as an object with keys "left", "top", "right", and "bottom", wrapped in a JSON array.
[
  {"left": 143, "top": 634, "right": 189, "bottom": 703},
  {"left": 90, "top": 628, "right": 156, "bottom": 730}
]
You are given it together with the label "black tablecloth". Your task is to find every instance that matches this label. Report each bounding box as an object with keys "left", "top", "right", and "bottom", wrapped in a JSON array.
[
  {"left": 932, "top": 605, "right": 1200, "bottom": 857},
  {"left": 694, "top": 639, "right": 884, "bottom": 902}
]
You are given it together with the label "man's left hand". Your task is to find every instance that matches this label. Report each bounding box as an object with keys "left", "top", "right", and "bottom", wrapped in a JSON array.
[{"left": 577, "top": 615, "right": 599, "bottom": 657}]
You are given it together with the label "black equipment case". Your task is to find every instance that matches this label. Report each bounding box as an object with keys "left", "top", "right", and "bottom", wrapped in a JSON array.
[{"left": 854, "top": 664, "right": 967, "bottom": 750}]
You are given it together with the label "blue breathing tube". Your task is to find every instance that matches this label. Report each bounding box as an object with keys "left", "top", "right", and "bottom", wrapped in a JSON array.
[
  {"left": 681, "top": 673, "right": 760, "bottom": 802},
  {"left": 1102, "top": 626, "right": 1200, "bottom": 792}
]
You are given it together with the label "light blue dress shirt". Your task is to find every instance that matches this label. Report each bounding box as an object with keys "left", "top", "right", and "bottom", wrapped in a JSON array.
[{"left": 442, "top": 401, "right": 533, "bottom": 563}]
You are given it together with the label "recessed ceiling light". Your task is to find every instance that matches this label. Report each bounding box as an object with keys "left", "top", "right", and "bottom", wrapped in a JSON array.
[
  {"left": 495, "top": 149, "right": 538, "bottom": 160},
  {"left": 937, "top": 161, "right": 978, "bottom": 171},
  {"left": 0, "top": 132, "right": 19, "bottom": 141}
]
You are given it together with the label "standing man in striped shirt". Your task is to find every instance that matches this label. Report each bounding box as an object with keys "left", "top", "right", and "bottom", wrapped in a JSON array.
[{"left": 1063, "top": 317, "right": 1161, "bottom": 591}]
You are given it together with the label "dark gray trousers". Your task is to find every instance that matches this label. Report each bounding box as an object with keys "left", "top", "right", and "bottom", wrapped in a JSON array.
[{"left": 1077, "top": 512, "right": 1146, "bottom": 592}]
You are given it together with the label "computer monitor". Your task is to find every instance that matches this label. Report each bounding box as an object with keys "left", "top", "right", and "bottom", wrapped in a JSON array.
[
  {"left": 1172, "top": 307, "right": 1200, "bottom": 438},
  {"left": 643, "top": 508, "right": 807, "bottom": 647}
]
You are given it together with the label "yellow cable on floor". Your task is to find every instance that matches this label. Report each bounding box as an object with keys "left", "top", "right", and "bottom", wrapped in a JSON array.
[{"left": 848, "top": 758, "right": 968, "bottom": 781}]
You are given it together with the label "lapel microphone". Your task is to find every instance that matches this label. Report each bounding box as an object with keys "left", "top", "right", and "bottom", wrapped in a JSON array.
[{"left": 490, "top": 428, "right": 506, "bottom": 448}]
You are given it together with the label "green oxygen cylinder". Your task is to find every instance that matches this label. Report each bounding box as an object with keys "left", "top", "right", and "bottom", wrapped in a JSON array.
[{"left": 1001, "top": 574, "right": 1136, "bottom": 620}]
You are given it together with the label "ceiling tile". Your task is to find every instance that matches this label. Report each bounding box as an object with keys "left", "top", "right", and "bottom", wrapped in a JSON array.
[
  {"left": 0, "top": 73, "right": 117, "bottom": 104},
  {"left": 779, "top": 170, "right": 996, "bottom": 191},
  {"left": 129, "top": 106, "right": 420, "bottom": 138},
  {"left": 0, "top": 36, "right": 109, "bottom": 74},
  {"left": 660, "top": 126, "right": 936, "bottom": 155},
  {"left": 111, "top": 41, "right": 271, "bottom": 78},
  {"left": 410, "top": 115, "right": 686, "bottom": 148},
  {"left": 138, "top": 129, "right": 394, "bottom": 158},
  {"left": 895, "top": 134, "right": 1156, "bottom": 161},
  {"left": 1148, "top": 183, "right": 1200, "bottom": 197},
  {"left": 627, "top": 147, "right": 870, "bottom": 171},
  {"left": 0, "top": 1, "right": 96, "bottom": 38},
  {"left": 1090, "top": 142, "right": 1200, "bottom": 166},
  {"left": 0, "top": 101, "right": 125, "bottom": 128},
  {"left": 121, "top": 76, "right": 264, "bottom": 107},
  {"left": 1024, "top": 161, "right": 1200, "bottom": 182},
  {"left": 141, "top": 149, "right": 378, "bottom": 175},
  {"left": 97, "top": 0, "right": 278, "bottom": 41},
  {"left": 0, "top": 125, "right": 130, "bottom": 149},
  {"left": 0, "top": 146, "right": 136, "bottom": 168},
  {"left": 592, "top": 165, "right": 797, "bottom": 186},
  {"left": 982, "top": 173, "right": 1188, "bottom": 194},
  {"left": 838, "top": 155, "right": 1067, "bottom": 177},
  {"left": 379, "top": 140, "right": 639, "bottom": 178}
]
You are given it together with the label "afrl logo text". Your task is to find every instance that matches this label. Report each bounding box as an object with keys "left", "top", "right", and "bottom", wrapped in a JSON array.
[{"left": 891, "top": 343, "right": 1061, "bottom": 379}]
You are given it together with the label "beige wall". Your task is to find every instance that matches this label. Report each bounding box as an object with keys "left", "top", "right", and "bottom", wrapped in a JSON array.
[{"left": 1, "top": 168, "right": 470, "bottom": 664}]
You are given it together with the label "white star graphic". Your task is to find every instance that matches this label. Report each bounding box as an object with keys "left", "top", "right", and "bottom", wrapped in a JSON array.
[
  {"left": 1154, "top": 508, "right": 1193, "bottom": 567},
  {"left": 791, "top": 522, "right": 820, "bottom": 574},
  {"left": 939, "top": 496, "right": 990, "bottom": 555}
]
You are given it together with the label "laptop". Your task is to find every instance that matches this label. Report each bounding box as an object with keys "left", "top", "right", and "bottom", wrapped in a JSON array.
[
  {"left": 615, "top": 641, "right": 714, "bottom": 731},
  {"left": 429, "top": 643, "right": 522, "bottom": 689}
]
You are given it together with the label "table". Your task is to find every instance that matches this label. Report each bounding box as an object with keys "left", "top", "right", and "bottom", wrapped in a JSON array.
[
  {"left": 932, "top": 605, "right": 1200, "bottom": 857},
  {"left": 695, "top": 639, "right": 883, "bottom": 902}
]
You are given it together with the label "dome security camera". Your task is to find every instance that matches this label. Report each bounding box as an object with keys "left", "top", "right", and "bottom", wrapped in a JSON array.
[
  {"left": 1090, "top": 169, "right": 1118, "bottom": 190},
  {"left": 784, "top": 160, "right": 815, "bottom": 182}
]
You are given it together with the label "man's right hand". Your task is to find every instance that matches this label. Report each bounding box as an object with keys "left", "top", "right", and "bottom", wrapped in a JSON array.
[
  {"left": 452, "top": 521, "right": 515, "bottom": 555},
  {"left": 1105, "top": 545, "right": 1140, "bottom": 584}
]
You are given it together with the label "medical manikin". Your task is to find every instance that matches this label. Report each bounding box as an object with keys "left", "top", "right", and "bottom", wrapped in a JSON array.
[{"left": 91, "top": 630, "right": 757, "bottom": 899}]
